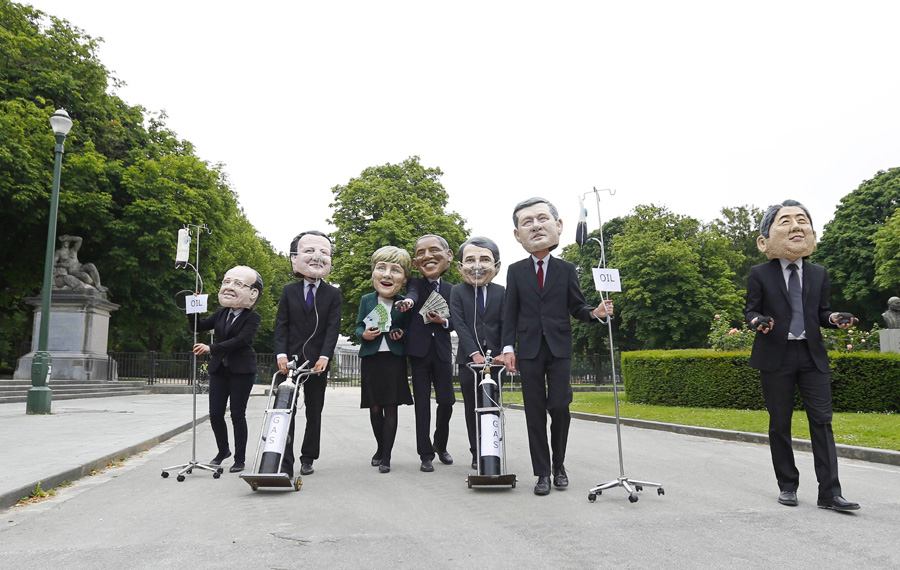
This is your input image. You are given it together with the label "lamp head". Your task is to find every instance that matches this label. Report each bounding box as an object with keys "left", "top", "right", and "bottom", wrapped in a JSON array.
[{"left": 49, "top": 109, "right": 73, "bottom": 136}]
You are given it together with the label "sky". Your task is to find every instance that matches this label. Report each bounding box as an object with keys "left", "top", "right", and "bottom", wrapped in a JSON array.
[{"left": 22, "top": 0, "right": 900, "bottom": 283}]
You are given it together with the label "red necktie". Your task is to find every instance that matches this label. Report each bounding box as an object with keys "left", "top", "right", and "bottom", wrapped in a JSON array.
[{"left": 537, "top": 260, "right": 544, "bottom": 291}]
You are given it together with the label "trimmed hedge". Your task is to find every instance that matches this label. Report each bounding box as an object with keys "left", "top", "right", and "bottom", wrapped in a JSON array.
[{"left": 621, "top": 349, "right": 900, "bottom": 413}]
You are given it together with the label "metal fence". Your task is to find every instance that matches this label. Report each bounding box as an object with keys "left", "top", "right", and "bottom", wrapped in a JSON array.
[{"left": 108, "top": 349, "right": 620, "bottom": 388}]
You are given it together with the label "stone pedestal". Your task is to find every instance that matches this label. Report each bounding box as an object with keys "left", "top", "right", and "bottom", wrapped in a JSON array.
[
  {"left": 14, "top": 289, "right": 120, "bottom": 381},
  {"left": 879, "top": 329, "right": 900, "bottom": 353}
]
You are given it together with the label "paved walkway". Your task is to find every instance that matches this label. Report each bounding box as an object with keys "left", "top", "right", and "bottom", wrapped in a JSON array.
[
  {"left": 2, "top": 387, "right": 900, "bottom": 569},
  {"left": 4, "top": 385, "right": 898, "bottom": 510}
]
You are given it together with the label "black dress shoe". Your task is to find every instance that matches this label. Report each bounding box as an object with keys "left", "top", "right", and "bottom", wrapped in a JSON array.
[
  {"left": 209, "top": 451, "right": 231, "bottom": 466},
  {"left": 534, "top": 476, "right": 551, "bottom": 495},
  {"left": 371, "top": 454, "right": 382, "bottom": 467},
  {"left": 434, "top": 446, "right": 453, "bottom": 465},
  {"left": 817, "top": 495, "right": 860, "bottom": 511},
  {"left": 229, "top": 462, "right": 244, "bottom": 473},
  {"left": 471, "top": 460, "right": 478, "bottom": 470},
  {"left": 300, "top": 462, "right": 314, "bottom": 476},
  {"left": 378, "top": 462, "right": 391, "bottom": 473},
  {"left": 552, "top": 465, "right": 568, "bottom": 488},
  {"left": 778, "top": 491, "right": 798, "bottom": 506},
  {"left": 420, "top": 459, "right": 434, "bottom": 472}
]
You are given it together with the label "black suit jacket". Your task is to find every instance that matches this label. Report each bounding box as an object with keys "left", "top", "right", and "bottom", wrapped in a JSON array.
[
  {"left": 404, "top": 276, "right": 454, "bottom": 362},
  {"left": 274, "top": 280, "right": 342, "bottom": 367},
  {"left": 502, "top": 255, "right": 596, "bottom": 360},
  {"left": 450, "top": 281, "right": 504, "bottom": 363},
  {"left": 745, "top": 259, "right": 837, "bottom": 374},
  {"left": 189, "top": 307, "right": 261, "bottom": 374}
]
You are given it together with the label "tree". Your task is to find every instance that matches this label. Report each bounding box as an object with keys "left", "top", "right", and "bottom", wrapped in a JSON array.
[
  {"left": 603, "top": 205, "right": 742, "bottom": 350},
  {"left": 328, "top": 156, "right": 469, "bottom": 340},
  {"left": 704, "top": 204, "right": 767, "bottom": 291},
  {"left": 813, "top": 167, "right": 900, "bottom": 325},
  {"left": 560, "top": 217, "right": 629, "bottom": 354},
  {"left": 0, "top": 2, "right": 286, "bottom": 360},
  {"left": 873, "top": 207, "right": 900, "bottom": 294}
]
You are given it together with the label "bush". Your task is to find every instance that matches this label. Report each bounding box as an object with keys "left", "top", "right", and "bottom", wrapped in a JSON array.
[
  {"left": 707, "top": 313, "right": 754, "bottom": 351},
  {"left": 707, "top": 311, "right": 880, "bottom": 354},
  {"left": 622, "top": 349, "right": 900, "bottom": 413}
]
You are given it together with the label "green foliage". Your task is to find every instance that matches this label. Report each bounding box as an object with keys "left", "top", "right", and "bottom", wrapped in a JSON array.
[
  {"left": 707, "top": 312, "right": 755, "bottom": 351},
  {"left": 812, "top": 167, "right": 900, "bottom": 325},
  {"left": 603, "top": 205, "right": 743, "bottom": 350},
  {"left": 0, "top": 2, "right": 286, "bottom": 353},
  {"left": 703, "top": 204, "right": 767, "bottom": 290},
  {"left": 622, "top": 349, "right": 900, "bottom": 413},
  {"left": 328, "top": 156, "right": 469, "bottom": 340},
  {"left": 559, "top": 221, "right": 623, "bottom": 355},
  {"left": 622, "top": 349, "right": 765, "bottom": 409},
  {"left": 821, "top": 325, "right": 880, "bottom": 353},
  {"left": 873, "top": 207, "right": 900, "bottom": 293}
]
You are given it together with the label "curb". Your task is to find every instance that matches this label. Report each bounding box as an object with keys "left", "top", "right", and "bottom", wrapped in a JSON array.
[
  {"left": 0, "top": 414, "right": 209, "bottom": 511},
  {"left": 508, "top": 404, "right": 900, "bottom": 467}
]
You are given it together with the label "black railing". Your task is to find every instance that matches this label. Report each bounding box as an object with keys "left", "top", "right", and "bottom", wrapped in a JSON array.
[
  {"left": 108, "top": 349, "right": 619, "bottom": 387},
  {"left": 108, "top": 350, "right": 360, "bottom": 387}
]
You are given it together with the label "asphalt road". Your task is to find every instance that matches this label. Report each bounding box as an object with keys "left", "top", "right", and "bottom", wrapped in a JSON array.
[{"left": 3, "top": 387, "right": 899, "bottom": 569}]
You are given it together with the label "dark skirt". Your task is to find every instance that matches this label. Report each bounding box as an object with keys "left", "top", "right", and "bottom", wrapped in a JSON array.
[{"left": 360, "top": 351, "right": 413, "bottom": 408}]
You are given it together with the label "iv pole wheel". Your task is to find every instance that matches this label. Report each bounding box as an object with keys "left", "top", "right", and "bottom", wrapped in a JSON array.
[
  {"left": 658, "top": 488, "right": 665, "bottom": 496},
  {"left": 629, "top": 493, "right": 639, "bottom": 503},
  {"left": 213, "top": 471, "right": 221, "bottom": 479},
  {"left": 176, "top": 474, "right": 185, "bottom": 482},
  {"left": 588, "top": 493, "right": 597, "bottom": 502},
  {"left": 160, "top": 471, "right": 169, "bottom": 478}
]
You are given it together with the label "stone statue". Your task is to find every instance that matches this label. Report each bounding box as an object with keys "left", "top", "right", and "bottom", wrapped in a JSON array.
[
  {"left": 882, "top": 297, "right": 900, "bottom": 329},
  {"left": 53, "top": 235, "right": 107, "bottom": 293}
]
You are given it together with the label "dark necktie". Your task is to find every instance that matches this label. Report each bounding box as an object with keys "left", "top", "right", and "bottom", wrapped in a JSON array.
[
  {"left": 306, "top": 284, "right": 314, "bottom": 309},
  {"left": 477, "top": 286, "right": 485, "bottom": 315},
  {"left": 788, "top": 263, "right": 804, "bottom": 337},
  {"left": 431, "top": 280, "right": 439, "bottom": 293},
  {"left": 537, "top": 260, "right": 544, "bottom": 291},
  {"left": 226, "top": 311, "right": 237, "bottom": 329}
]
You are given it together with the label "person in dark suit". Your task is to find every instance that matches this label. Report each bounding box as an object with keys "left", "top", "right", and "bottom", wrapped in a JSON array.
[
  {"left": 274, "top": 231, "right": 342, "bottom": 477},
  {"left": 449, "top": 236, "right": 505, "bottom": 470},
  {"left": 189, "top": 265, "right": 263, "bottom": 473},
  {"left": 746, "top": 199, "right": 860, "bottom": 511},
  {"left": 395, "top": 235, "right": 456, "bottom": 472},
  {"left": 356, "top": 246, "right": 414, "bottom": 473},
  {"left": 497, "top": 198, "right": 613, "bottom": 496}
]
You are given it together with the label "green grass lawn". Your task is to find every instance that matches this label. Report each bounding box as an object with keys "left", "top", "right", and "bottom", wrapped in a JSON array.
[{"left": 496, "top": 391, "right": 900, "bottom": 452}]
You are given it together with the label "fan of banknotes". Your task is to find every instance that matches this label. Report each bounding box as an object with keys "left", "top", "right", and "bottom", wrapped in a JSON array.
[
  {"left": 419, "top": 291, "right": 450, "bottom": 323},
  {"left": 363, "top": 303, "right": 392, "bottom": 332}
]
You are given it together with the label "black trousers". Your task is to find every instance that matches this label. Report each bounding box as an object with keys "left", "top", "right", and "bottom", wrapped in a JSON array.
[
  {"left": 760, "top": 340, "right": 841, "bottom": 499},
  {"left": 518, "top": 337, "right": 572, "bottom": 477},
  {"left": 208, "top": 367, "right": 255, "bottom": 463},
  {"left": 410, "top": 343, "right": 455, "bottom": 460},
  {"left": 459, "top": 363, "right": 505, "bottom": 461},
  {"left": 278, "top": 369, "right": 329, "bottom": 476}
]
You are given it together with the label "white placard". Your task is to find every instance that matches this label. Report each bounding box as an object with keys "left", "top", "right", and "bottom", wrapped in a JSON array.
[
  {"left": 186, "top": 294, "right": 208, "bottom": 314},
  {"left": 592, "top": 268, "right": 622, "bottom": 292}
]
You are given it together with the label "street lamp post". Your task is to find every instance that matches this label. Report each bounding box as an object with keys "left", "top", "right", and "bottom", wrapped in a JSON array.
[{"left": 27, "top": 109, "right": 73, "bottom": 414}]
